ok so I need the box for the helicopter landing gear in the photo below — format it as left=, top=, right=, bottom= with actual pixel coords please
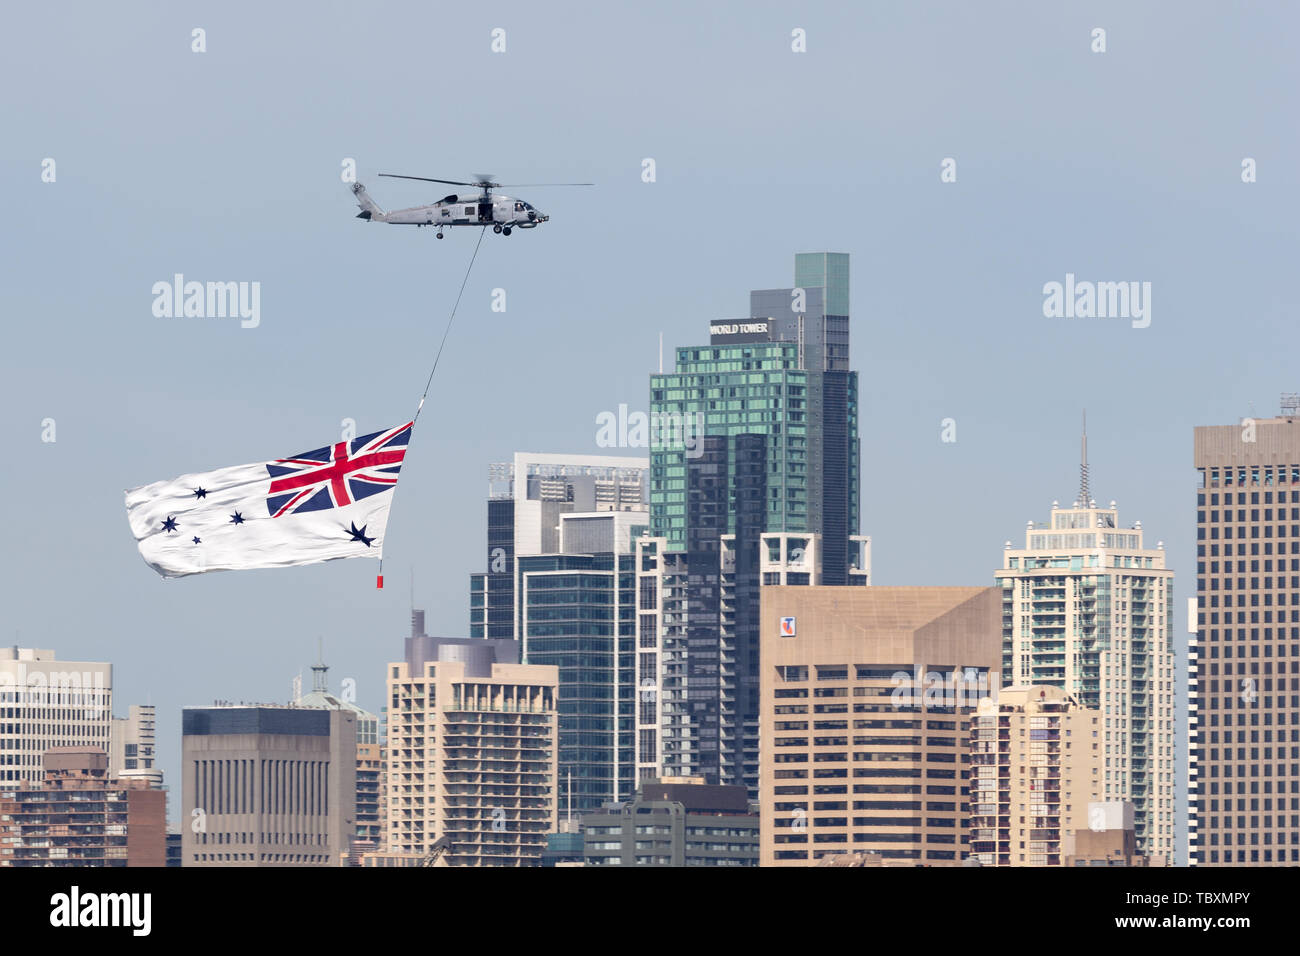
left=503, top=227, right=512, bottom=236
left=436, top=231, right=444, bottom=239
left=493, top=224, right=503, bottom=234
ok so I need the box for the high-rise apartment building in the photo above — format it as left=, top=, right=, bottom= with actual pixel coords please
left=386, top=631, right=558, bottom=866
left=0, top=648, right=112, bottom=785
left=758, top=585, right=1001, bottom=866
left=969, top=684, right=1102, bottom=866
left=1190, top=406, right=1300, bottom=865
left=641, top=253, right=863, bottom=797
left=0, top=747, right=166, bottom=867
left=181, top=706, right=357, bottom=867
left=995, top=436, right=1175, bottom=860
left=470, top=452, right=648, bottom=640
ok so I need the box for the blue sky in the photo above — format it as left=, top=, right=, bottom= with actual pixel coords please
left=3, top=3, right=1297, bottom=846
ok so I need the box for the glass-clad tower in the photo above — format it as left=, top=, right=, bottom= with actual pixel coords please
left=640, top=253, right=862, bottom=797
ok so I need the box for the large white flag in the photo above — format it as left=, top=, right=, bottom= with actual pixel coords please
left=125, top=421, right=412, bottom=578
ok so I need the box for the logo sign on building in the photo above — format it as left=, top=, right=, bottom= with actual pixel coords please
left=780, top=616, right=796, bottom=637
left=709, top=320, right=770, bottom=345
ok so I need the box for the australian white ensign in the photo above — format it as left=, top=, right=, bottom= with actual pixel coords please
left=124, top=422, right=412, bottom=578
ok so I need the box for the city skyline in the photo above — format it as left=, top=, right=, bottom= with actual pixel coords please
left=3, top=4, right=1297, bottom=872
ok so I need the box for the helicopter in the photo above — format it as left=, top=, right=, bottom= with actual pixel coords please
left=349, top=173, right=592, bottom=238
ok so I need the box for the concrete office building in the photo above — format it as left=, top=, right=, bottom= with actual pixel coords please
left=969, top=685, right=1102, bottom=866
left=1190, top=404, right=1300, bottom=865
left=181, top=706, right=357, bottom=867
left=386, top=630, right=558, bottom=866
left=0, top=648, right=112, bottom=785
left=996, top=434, right=1175, bottom=860
left=759, top=586, right=1002, bottom=866
left=0, top=747, right=165, bottom=867
left=109, top=704, right=162, bottom=788
left=582, top=777, right=758, bottom=866
left=640, top=253, right=864, bottom=799
left=470, top=452, right=648, bottom=641
left=293, top=656, right=385, bottom=864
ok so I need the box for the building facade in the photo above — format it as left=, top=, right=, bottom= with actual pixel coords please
left=0, top=648, right=112, bottom=785
left=969, top=684, right=1102, bottom=866
left=0, top=747, right=165, bottom=867
left=758, top=586, right=1001, bottom=866
left=995, top=448, right=1175, bottom=861
left=386, top=633, right=558, bottom=866
left=640, top=253, right=863, bottom=798
left=293, top=658, right=385, bottom=863
left=517, top=511, right=645, bottom=812
left=1190, top=409, right=1300, bottom=865
left=181, top=706, right=357, bottom=867
left=582, top=778, right=758, bottom=866
left=470, top=452, right=648, bottom=641
left=109, top=704, right=162, bottom=788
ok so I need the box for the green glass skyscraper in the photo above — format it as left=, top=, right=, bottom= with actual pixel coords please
left=639, top=253, right=862, bottom=795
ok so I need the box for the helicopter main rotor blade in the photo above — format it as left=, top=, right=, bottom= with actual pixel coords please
left=378, top=174, right=486, bottom=187
left=493, top=182, right=595, bottom=187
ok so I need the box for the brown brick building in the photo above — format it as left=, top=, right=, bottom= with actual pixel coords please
left=0, top=746, right=166, bottom=866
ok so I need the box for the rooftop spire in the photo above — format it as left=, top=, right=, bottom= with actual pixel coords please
left=1079, top=410, right=1091, bottom=507
left=310, top=636, right=328, bottom=693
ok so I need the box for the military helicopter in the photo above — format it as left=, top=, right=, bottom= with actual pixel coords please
left=349, top=173, right=592, bottom=238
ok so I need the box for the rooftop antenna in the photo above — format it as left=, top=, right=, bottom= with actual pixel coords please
left=658, top=331, right=663, bottom=374
left=1079, top=410, right=1091, bottom=509
left=310, top=636, right=328, bottom=693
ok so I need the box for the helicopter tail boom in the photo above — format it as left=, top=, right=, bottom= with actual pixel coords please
left=351, top=183, right=386, bottom=222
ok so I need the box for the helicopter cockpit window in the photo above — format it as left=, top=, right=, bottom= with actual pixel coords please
left=514, top=201, right=525, bottom=212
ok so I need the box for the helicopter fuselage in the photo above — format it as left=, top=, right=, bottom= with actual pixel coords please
left=381, top=193, right=546, bottom=229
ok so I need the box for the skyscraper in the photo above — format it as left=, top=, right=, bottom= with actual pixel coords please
left=181, top=705, right=357, bottom=867
left=640, top=253, right=862, bottom=797
left=469, top=455, right=649, bottom=814
left=995, top=430, right=1175, bottom=860
left=385, top=630, right=558, bottom=866
left=1190, top=405, right=1300, bottom=866
left=758, top=585, right=1001, bottom=866
left=0, top=648, right=112, bottom=785
left=517, top=510, right=646, bottom=812
left=470, top=452, right=648, bottom=641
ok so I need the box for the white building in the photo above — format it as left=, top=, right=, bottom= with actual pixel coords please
left=0, top=648, right=113, bottom=785
left=109, top=704, right=162, bottom=788
left=995, top=443, right=1175, bottom=861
